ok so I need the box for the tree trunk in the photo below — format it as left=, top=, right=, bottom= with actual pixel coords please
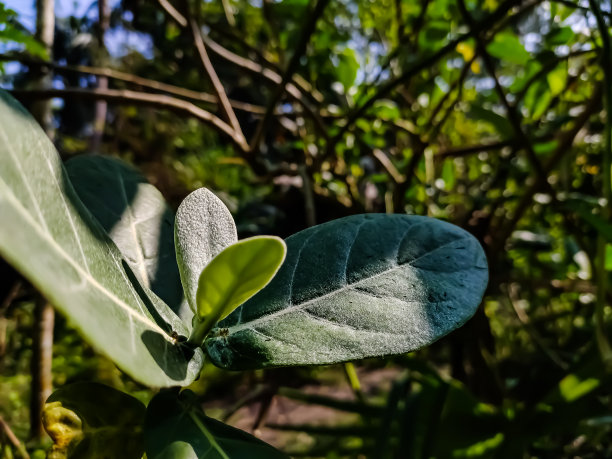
left=90, top=0, right=110, bottom=152
left=29, top=0, right=55, bottom=441
left=29, top=298, right=54, bottom=440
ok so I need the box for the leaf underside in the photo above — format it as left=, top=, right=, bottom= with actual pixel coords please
left=145, top=389, right=288, bottom=459
left=0, top=90, right=203, bottom=387
left=66, top=155, right=187, bottom=319
left=205, top=214, right=488, bottom=370
left=43, top=382, right=146, bottom=459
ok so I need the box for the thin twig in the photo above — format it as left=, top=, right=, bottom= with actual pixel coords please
left=488, top=83, right=603, bottom=252
left=435, top=140, right=516, bottom=160
left=373, top=149, right=405, bottom=184
left=0, top=416, right=29, bottom=459
left=588, top=0, right=612, bottom=367
left=0, top=53, right=267, bottom=114
left=200, top=35, right=329, bottom=139
left=458, top=0, right=551, bottom=189
left=504, top=284, right=568, bottom=369
left=250, top=0, right=331, bottom=153
left=0, top=281, right=22, bottom=317
left=11, top=88, right=250, bottom=152
left=298, top=164, right=317, bottom=227
left=157, top=0, right=187, bottom=26
left=552, top=0, right=612, bottom=18
left=203, top=21, right=325, bottom=103
left=515, top=49, right=597, bottom=103
left=187, top=14, right=246, bottom=146
left=154, top=3, right=329, bottom=141
left=330, top=0, right=526, bottom=148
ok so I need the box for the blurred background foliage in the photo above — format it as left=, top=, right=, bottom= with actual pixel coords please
left=1, top=0, right=612, bottom=457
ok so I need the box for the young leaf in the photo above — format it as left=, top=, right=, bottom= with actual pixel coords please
left=144, top=389, right=288, bottom=459
left=0, top=90, right=204, bottom=387
left=66, top=155, right=186, bottom=319
left=43, top=382, right=146, bottom=458
left=175, top=188, right=238, bottom=315
left=205, top=214, right=488, bottom=370
left=486, top=32, right=530, bottom=65
left=190, top=236, right=286, bottom=344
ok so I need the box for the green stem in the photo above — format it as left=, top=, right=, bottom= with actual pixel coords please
left=589, top=0, right=612, bottom=367
left=188, top=318, right=209, bottom=346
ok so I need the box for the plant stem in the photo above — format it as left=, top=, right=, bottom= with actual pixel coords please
left=589, top=0, right=612, bottom=367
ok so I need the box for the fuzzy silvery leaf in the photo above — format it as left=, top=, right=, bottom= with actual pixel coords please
left=0, top=90, right=203, bottom=387
left=66, top=155, right=186, bottom=319
left=174, top=188, right=237, bottom=316
left=205, top=214, right=488, bottom=369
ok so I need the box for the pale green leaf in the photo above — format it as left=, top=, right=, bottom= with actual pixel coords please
left=175, top=188, right=238, bottom=316
left=547, top=63, right=567, bottom=97
left=42, top=382, right=145, bottom=458
left=486, top=32, right=530, bottom=65
left=0, top=90, right=203, bottom=387
left=144, top=390, right=288, bottom=459
left=336, top=48, right=359, bottom=90
left=191, top=236, right=286, bottom=343
left=206, top=214, right=488, bottom=370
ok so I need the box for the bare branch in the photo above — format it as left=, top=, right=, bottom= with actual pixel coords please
left=0, top=53, right=266, bottom=114
left=11, top=88, right=250, bottom=152
left=157, top=0, right=187, bottom=27
left=331, top=0, right=526, bottom=146
left=373, top=149, right=405, bottom=184
left=488, top=83, right=603, bottom=253
left=435, top=140, right=516, bottom=160
left=250, top=0, right=331, bottom=153
left=187, top=15, right=246, bottom=146
left=457, top=0, right=551, bottom=189
left=0, top=416, right=29, bottom=459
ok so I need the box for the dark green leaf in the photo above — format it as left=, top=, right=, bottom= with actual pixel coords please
left=42, top=382, right=145, bottom=458
left=66, top=155, right=186, bottom=319
left=468, top=105, right=513, bottom=139
left=205, top=214, right=488, bottom=369
left=0, top=90, right=203, bottom=387
left=486, top=32, right=530, bottom=65
left=144, top=389, right=288, bottom=459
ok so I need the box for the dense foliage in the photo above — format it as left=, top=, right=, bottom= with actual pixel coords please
left=0, top=0, right=612, bottom=457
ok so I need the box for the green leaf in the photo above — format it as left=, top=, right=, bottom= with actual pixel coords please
left=336, top=48, right=359, bottom=90
left=547, top=63, right=567, bottom=97
left=0, top=90, right=203, bottom=387
left=524, top=79, right=552, bottom=120
left=565, top=200, right=612, bottom=242
left=468, top=105, right=513, bottom=139
left=175, top=188, right=238, bottom=316
left=191, top=236, right=286, bottom=344
left=66, top=155, right=186, bottom=319
left=144, top=389, right=289, bottom=459
left=372, top=99, right=400, bottom=121
left=205, top=214, right=488, bottom=370
left=486, top=32, right=530, bottom=65
left=42, top=382, right=146, bottom=458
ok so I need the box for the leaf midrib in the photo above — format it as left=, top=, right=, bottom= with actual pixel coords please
left=188, top=410, right=230, bottom=459
left=0, top=176, right=171, bottom=339
left=223, top=236, right=472, bottom=335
